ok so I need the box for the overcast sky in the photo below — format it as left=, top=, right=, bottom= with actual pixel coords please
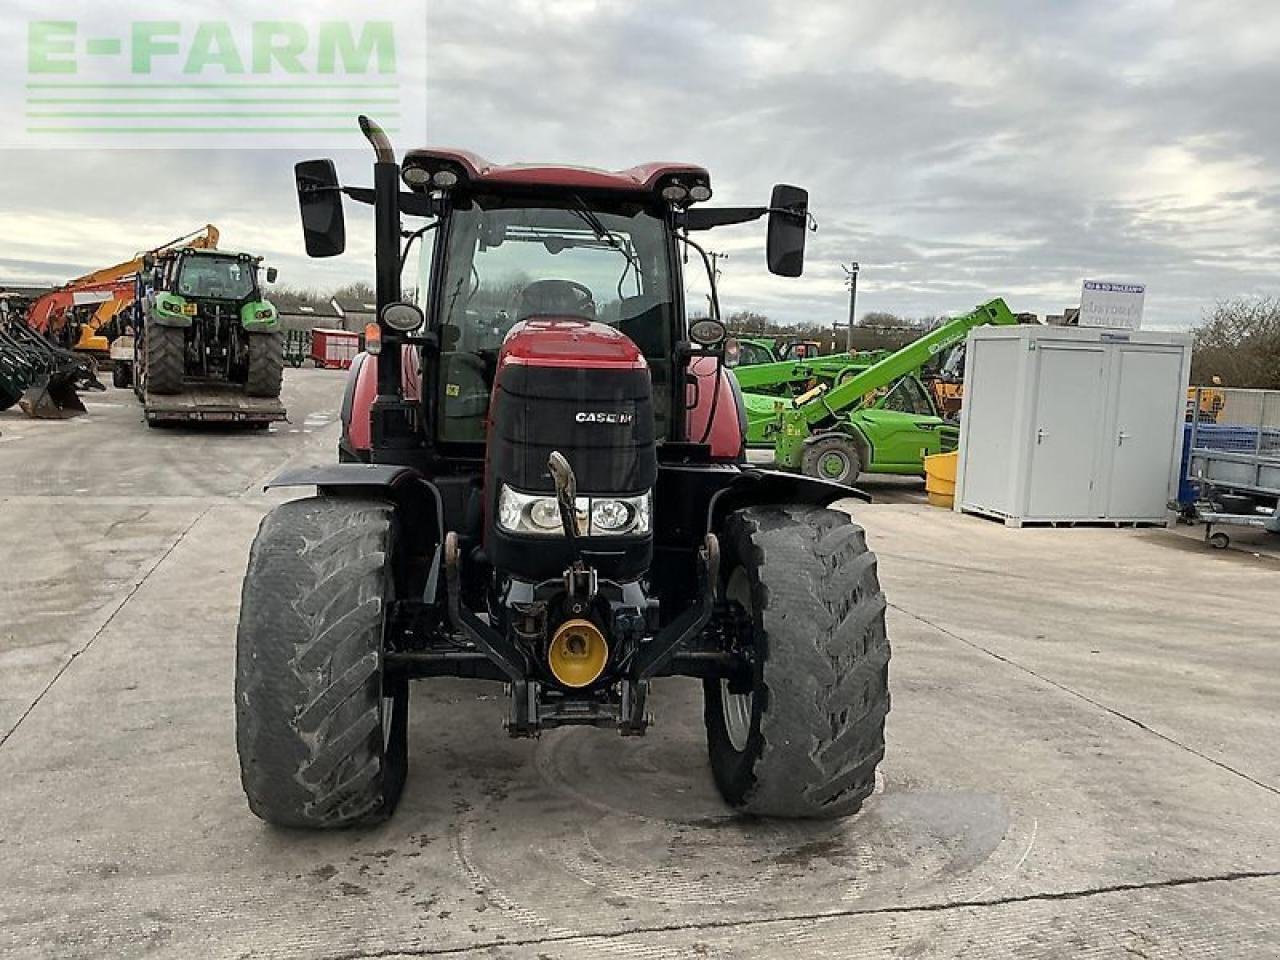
left=3, top=0, right=1280, bottom=330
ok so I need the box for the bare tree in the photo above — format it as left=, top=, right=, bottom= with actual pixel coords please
left=1192, top=297, right=1280, bottom=388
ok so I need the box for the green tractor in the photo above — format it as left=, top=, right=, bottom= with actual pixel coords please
left=117, top=248, right=287, bottom=425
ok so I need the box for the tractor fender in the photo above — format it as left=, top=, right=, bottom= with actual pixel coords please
left=239, top=300, right=280, bottom=332
left=150, top=293, right=194, bottom=328
left=705, top=466, right=870, bottom=536
left=686, top=357, right=747, bottom=461
left=266, top=464, right=444, bottom=596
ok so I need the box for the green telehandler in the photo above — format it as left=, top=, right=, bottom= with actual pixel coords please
left=732, top=348, right=893, bottom=444
left=753, top=298, right=1018, bottom=484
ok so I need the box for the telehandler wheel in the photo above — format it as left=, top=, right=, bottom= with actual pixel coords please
left=801, top=434, right=862, bottom=485
left=145, top=324, right=185, bottom=395
left=245, top=332, right=284, bottom=398
left=703, top=505, right=890, bottom=819
left=111, top=362, right=133, bottom=389
left=236, top=496, right=408, bottom=828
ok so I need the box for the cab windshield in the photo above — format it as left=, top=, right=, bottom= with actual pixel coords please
left=176, top=255, right=256, bottom=301
left=436, top=195, right=677, bottom=442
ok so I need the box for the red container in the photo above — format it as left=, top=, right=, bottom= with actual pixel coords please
left=310, top=328, right=361, bottom=370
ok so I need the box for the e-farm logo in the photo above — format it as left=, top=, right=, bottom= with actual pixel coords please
left=4, top=1, right=426, bottom=148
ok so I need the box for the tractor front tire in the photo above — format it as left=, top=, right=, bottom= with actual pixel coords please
left=704, top=505, right=890, bottom=819
left=236, top=496, right=408, bottom=828
left=245, top=332, right=284, bottom=398
left=145, top=325, right=185, bottom=395
left=801, top=434, right=863, bottom=485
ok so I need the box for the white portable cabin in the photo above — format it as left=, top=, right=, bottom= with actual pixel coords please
left=955, top=325, right=1191, bottom=526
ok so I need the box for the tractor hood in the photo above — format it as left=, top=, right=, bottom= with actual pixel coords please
left=486, top=316, right=656, bottom=582
left=498, top=317, right=649, bottom=372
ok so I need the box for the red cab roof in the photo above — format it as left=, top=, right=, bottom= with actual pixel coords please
left=403, top=147, right=709, bottom=194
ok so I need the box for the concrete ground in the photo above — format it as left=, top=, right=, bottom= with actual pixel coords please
left=1, top=367, right=1278, bottom=959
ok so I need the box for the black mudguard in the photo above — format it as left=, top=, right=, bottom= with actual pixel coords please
left=706, top=466, right=870, bottom=534
left=266, top=464, right=444, bottom=567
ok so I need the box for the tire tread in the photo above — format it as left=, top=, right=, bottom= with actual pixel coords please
left=235, top=497, right=405, bottom=828
left=709, top=504, right=891, bottom=819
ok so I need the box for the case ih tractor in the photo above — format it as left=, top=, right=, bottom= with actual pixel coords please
left=235, top=117, right=890, bottom=827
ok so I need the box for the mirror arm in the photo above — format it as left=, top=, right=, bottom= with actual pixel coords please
left=682, top=204, right=816, bottom=232
left=340, top=185, right=440, bottom=220
left=682, top=206, right=768, bottom=231
left=676, top=234, right=722, bottom=326
left=341, top=185, right=375, bottom=205
left=399, top=221, right=440, bottom=272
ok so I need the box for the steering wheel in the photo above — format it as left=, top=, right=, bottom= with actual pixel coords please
left=516, top=279, right=596, bottom=320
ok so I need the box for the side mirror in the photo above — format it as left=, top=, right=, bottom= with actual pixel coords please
left=766, top=184, right=808, bottom=278
left=141, top=254, right=155, bottom=273
left=295, top=159, right=346, bottom=258
left=265, top=267, right=278, bottom=284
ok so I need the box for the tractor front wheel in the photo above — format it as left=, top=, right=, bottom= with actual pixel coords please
left=245, top=332, right=284, bottom=398
left=801, top=434, right=863, bottom=485
left=703, top=505, right=890, bottom=819
left=235, top=496, right=408, bottom=828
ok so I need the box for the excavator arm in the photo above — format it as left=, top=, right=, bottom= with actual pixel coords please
left=25, top=225, right=219, bottom=339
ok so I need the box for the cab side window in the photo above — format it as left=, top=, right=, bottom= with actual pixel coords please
left=881, top=378, right=935, bottom=416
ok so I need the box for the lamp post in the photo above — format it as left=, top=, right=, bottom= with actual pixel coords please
left=842, top=262, right=860, bottom=353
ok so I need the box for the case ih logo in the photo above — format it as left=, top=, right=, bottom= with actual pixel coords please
left=575, top=411, right=633, bottom=425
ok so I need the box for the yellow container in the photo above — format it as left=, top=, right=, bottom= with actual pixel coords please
left=923, top=451, right=958, bottom=508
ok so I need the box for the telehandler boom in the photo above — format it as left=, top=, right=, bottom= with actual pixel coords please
left=764, top=298, right=1018, bottom=482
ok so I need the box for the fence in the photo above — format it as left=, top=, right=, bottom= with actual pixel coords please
left=1187, top=387, right=1280, bottom=500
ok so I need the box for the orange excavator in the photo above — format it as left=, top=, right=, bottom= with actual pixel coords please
left=26, top=225, right=220, bottom=356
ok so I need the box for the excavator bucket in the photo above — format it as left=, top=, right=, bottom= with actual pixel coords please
left=18, top=373, right=88, bottom=419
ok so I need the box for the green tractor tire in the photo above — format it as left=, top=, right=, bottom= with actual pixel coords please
left=145, top=325, right=185, bottom=395
left=246, top=332, right=284, bottom=398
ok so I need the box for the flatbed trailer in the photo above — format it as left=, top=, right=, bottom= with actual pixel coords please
left=143, top=381, right=286, bottom=425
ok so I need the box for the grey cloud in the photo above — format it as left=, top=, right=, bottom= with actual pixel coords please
left=3, top=0, right=1279, bottom=330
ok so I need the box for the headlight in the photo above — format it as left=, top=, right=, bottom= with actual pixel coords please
left=528, top=498, right=562, bottom=531
left=497, top=486, right=651, bottom=537
left=590, top=499, right=631, bottom=532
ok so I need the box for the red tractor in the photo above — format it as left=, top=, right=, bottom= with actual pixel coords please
left=235, top=117, right=890, bottom=827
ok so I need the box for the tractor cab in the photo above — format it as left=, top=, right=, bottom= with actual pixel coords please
left=167, top=250, right=261, bottom=303
left=430, top=192, right=681, bottom=445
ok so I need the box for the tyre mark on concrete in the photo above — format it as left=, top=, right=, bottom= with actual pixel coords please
left=888, top=602, right=1280, bottom=798
left=0, top=504, right=211, bottom=751
left=317, top=870, right=1280, bottom=959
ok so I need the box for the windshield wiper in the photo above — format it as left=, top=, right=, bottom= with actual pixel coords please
left=568, top=196, right=640, bottom=277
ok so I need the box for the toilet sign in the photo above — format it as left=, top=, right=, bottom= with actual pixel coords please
left=1079, top=280, right=1145, bottom=330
